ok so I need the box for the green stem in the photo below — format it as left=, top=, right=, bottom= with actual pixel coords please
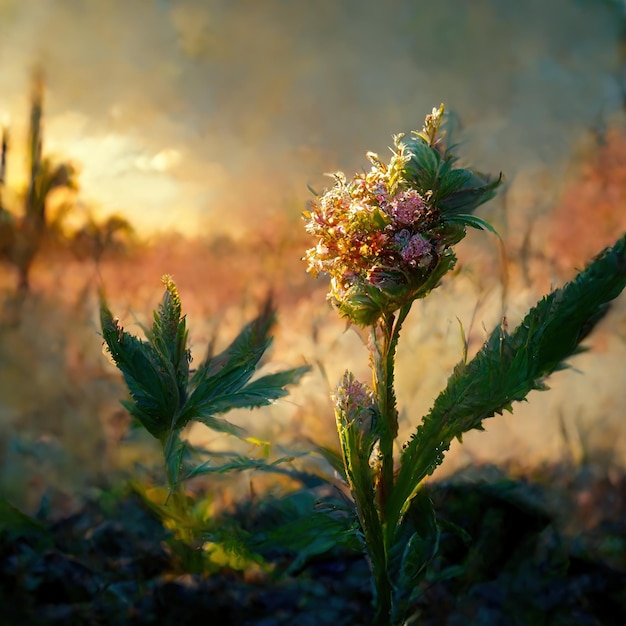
left=163, top=427, right=185, bottom=500
left=163, top=430, right=194, bottom=543
left=372, top=575, right=393, bottom=626
left=368, top=302, right=412, bottom=625
left=372, top=315, right=394, bottom=522
left=372, top=304, right=411, bottom=520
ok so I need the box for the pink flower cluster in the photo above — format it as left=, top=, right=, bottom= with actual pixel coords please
left=394, top=230, right=431, bottom=266
left=303, top=156, right=439, bottom=307
left=383, top=189, right=428, bottom=226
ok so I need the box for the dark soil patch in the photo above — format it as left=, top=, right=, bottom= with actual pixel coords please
left=1, top=465, right=625, bottom=625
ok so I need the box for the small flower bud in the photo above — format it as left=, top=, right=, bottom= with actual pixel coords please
left=333, top=371, right=377, bottom=435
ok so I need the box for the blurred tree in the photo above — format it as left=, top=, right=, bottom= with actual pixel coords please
left=71, top=213, right=135, bottom=264
left=0, top=71, right=79, bottom=292
left=0, top=121, right=13, bottom=256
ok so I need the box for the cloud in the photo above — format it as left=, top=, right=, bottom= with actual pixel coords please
left=0, top=0, right=623, bottom=237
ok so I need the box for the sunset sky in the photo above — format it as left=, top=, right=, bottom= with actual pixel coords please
left=0, top=0, right=623, bottom=238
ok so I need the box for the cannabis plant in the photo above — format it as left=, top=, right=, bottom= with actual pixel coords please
left=100, top=275, right=309, bottom=514
left=304, top=105, right=626, bottom=625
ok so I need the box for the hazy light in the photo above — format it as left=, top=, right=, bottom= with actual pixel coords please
left=0, top=0, right=622, bottom=241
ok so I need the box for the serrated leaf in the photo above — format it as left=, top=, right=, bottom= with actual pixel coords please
left=193, top=413, right=247, bottom=438
left=192, top=365, right=311, bottom=415
left=189, top=297, right=275, bottom=391
left=101, top=302, right=181, bottom=440
left=387, top=233, right=626, bottom=535
left=150, top=275, right=191, bottom=396
left=183, top=300, right=310, bottom=425
left=184, top=455, right=295, bottom=479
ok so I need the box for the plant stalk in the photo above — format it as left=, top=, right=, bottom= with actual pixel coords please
left=369, top=302, right=412, bottom=625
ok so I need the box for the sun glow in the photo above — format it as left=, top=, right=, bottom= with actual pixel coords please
left=40, top=113, right=208, bottom=237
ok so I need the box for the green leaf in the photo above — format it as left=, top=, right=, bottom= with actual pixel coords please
left=314, top=443, right=348, bottom=481
left=387, top=233, right=626, bottom=535
left=250, top=490, right=361, bottom=574
left=438, top=172, right=503, bottom=216
left=401, top=138, right=442, bottom=195
left=188, top=297, right=275, bottom=392
left=192, top=414, right=247, bottom=437
left=389, top=488, right=440, bottom=623
left=150, top=275, right=191, bottom=397
left=101, top=302, right=181, bottom=440
left=336, top=249, right=458, bottom=327
left=259, top=512, right=360, bottom=575
left=399, top=132, right=501, bottom=220
left=191, top=365, right=311, bottom=416
left=445, top=213, right=499, bottom=234
left=103, top=289, right=310, bottom=450
left=202, top=523, right=267, bottom=572
left=103, top=284, right=311, bottom=502
left=183, top=298, right=310, bottom=425
left=0, top=497, right=54, bottom=551
left=184, top=455, right=295, bottom=479
left=437, top=167, right=473, bottom=199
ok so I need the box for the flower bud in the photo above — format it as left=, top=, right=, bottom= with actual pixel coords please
left=333, top=371, right=378, bottom=436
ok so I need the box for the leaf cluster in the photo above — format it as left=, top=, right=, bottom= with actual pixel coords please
left=101, top=277, right=310, bottom=491
left=397, top=109, right=502, bottom=242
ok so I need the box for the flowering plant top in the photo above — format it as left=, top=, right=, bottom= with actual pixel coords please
left=304, top=105, right=501, bottom=325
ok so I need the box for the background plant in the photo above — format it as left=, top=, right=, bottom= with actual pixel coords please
left=0, top=70, right=78, bottom=293
left=304, top=106, right=626, bottom=625
left=100, top=275, right=310, bottom=540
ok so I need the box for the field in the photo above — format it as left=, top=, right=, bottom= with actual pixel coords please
left=0, top=123, right=626, bottom=623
